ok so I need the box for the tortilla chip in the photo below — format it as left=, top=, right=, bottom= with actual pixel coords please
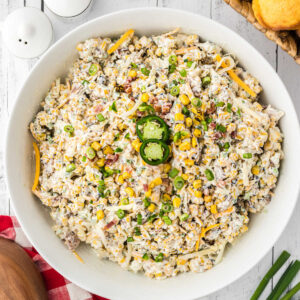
left=252, top=0, right=269, bottom=29
left=258, top=0, right=300, bottom=31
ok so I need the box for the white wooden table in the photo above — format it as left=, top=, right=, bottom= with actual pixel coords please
left=0, top=1, right=299, bottom=299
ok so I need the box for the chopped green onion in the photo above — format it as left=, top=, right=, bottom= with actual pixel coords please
left=182, top=106, right=190, bottom=116
left=179, top=69, right=187, bottom=77
left=142, top=253, right=149, bottom=260
left=147, top=214, right=157, bottom=223
left=168, top=168, right=179, bottom=178
left=116, top=209, right=125, bottom=219
left=202, top=76, right=211, bottom=87
left=201, top=120, right=208, bottom=131
left=114, top=133, right=120, bottom=141
left=266, top=260, right=300, bottom=300
left=115, top=147, right=123, bottom=153
left=280, top=282, right=300, bottom=300
left=206, top=117, right=212, bottom=124
left=89, top=64, right=99, bottom=76
left=227, top=103, right=232, bottom=112
left=141, top=67, right=150, bottom=76
left=173, top=132, right=182, bottom=143
left=96, top=113, right=105, bottom=122
left=237, top=108, right=241, bottom=117
left=216, top=101, right=225, bottom=107
left=243, top=153, right=252, bottom=159
left=170, top=86, right=180, bottom=96
left=180, top=213, right=189, bottom=221
left=216, top=124, right=227, bottom=133
left=168, top=64, right=176, bottom=74
left=134, top=227, right=141, bottom=236
left=161, top=202, right=173, bottom=213
left=169, top=55, right=177, bottom=64
left=143, top=197, right=150, bottom=208
left=125, top=133, right=130, bottom=139
left=191, top=97, right=202, bottom=107
left=178, top=78, right=185, bottom=84
left=82, top=80, right=89, bottom=85
left=127, top=237, right=134, bottom=242
left=66, top=163, right=76, bottom=172
left=120, top=198, right=129, bottom=205
left=155, top=253, right=164, bottom=262
left=162, top=215, right=172, bottom=225
left=86, top=147, right=96, bottom=159
left=81, top=156, right=87, bottom=162
left=138, top=103, right=155, bottom=112
left=109, top=101, right=117, bottom=112
left=64, top=125, right=74, bottom=135
left=186, top=61, right=193, bottom=68
left=159, top=209, right=164, bottom=217
left=250, top=250, right=290, bottom=300
left=131, top=62, right=138, bottom=69
left=174, top=176, right=185, bottom=190
left=224, top=142, right=230, bottom=150
left=137, top=213, right=142, bottom=225
left=205, top=169, right=214, bottom=181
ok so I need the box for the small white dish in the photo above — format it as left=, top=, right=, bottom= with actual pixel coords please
left=4, top=8, right=300, bottom=300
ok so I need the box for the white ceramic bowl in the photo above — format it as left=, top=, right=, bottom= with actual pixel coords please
left=5, top=8, right=300, bottom=300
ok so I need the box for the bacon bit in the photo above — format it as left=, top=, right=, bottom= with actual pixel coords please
left=124, top=83, right=132, bottom=94
left=162, top=178, right=172, bottom=194
left=230, top=130, right=237, bottom=139
left=94, top=104, right=103, bottom=113
left=103, top=220, right=117, bottom=230
left=136, top=110, right=144, bottom=117
left=210, top=122, right=216, bottom=130
left=213, top=132, right=223, bottom=140
left=106, top=154, right=119, bottom=165
left=206, top=102, right=216, bottom=114
left=143, top=184, right=149, bottom=191
left=161, top=102, right=172, bottom=115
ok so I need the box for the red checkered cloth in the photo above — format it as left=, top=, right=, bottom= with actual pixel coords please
left=0, top=216, right=108, bottom=300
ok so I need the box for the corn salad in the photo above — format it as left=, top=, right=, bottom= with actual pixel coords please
left=30, top=29, right=284, bottom=279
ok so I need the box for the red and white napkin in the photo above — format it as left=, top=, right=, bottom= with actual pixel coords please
left=0, top=216, right=108, bottom=300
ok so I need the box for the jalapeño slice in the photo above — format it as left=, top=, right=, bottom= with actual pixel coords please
left=140, top=139, right=170, bottom=166
left=136, top=115, right=169, bottom=142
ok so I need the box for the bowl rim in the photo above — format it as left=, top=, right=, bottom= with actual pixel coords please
left=4, top=7, right=300, bottom=299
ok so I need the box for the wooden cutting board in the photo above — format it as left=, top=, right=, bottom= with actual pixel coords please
left=0, top=237, right=47, bottom=300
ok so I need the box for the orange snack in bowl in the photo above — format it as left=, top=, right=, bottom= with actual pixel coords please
left=254, top=0, right=300, bottom=31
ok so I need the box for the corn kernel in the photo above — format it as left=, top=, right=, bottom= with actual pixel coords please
left=211, top=204, right=218, bottom=214
left=179, top=141, right=191, bottom=151
left=184, top=159, right=194, bottom=167
left=192, top=137, right=197, bottom=148
left=103, top=145, right=113, bottom=155
left=185, top=117, right=192, bottom=127
left=204, top=195, right=212, bottom=202
left=193, top=180, right=202, bottom=189
left=91, top=141, right=101, bottom=151
left=141, top=93, right=149, bottom=102
left=179, top=94, right=190, bottom=106
left=164, top=163, right=171, bottom=173
left=149, top=177, right=163, bottom=189
left=251, top=165, right=260, bottom=176
left=174, top=124, right=185, bottom=131
left=118, top=175, right=124, bottom=184
left=132, top=139, right=142, bottom=152
left=193, top=119, right=200, bottom=126
left=175, top=113, right=185, bottom=121
left=122, top=172, right=131, bottom=179
left=145, top=189, right=152, bottom=197
left=177, top=259, right=187, bottom=265
left=193, top=129, right=202, bottom=137
left=163, top=194, right=171, bottom=201
left=96, top=158, right=105, bottom=167
left=148, top=203, right=156, bottom=213
left=240, top=225, right=248, bottom=233
left=128, top=69, right=137, bottom=77
left=173, top=197, right=181, bottom=208
left=194, top=190, right=202, bottom=198
left=96, top=210, right=104, bottom=220
left=125, top=187, right=136, bottom=197
left=182, top=174, right=189, bottom=180
left=117, top=123, right=128, bottom=131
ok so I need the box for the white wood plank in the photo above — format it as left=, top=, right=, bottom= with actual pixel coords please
left=158, top=0, right=211, bottom=18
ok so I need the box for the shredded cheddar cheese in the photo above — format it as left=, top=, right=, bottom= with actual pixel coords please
left=32, top=142, right=40, bottom=191
left=215, top=54, right=257, bottom=97
left=72, top=250, right=84, bottom=263
left=107, top=29, right=134, bottom=54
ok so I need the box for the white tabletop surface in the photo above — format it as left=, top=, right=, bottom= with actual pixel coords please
left=0, top=1, right=299, bottom=299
